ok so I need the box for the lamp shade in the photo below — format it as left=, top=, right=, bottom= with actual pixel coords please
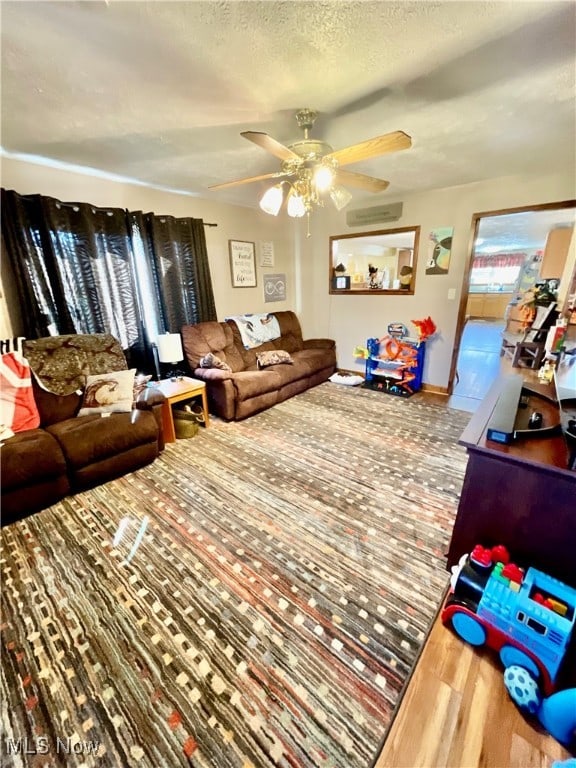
left=287, top=191, right=306, bottom=218
left=157, top=333, right=184, bottom=364
left=329, top=185, right=353, bottom=211
left=259, top=184, right=284, bottom=216
left=313, top=164, right=335, bottom=192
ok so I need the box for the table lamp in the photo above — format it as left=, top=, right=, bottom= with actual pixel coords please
left=157, top=332, right=184, bottom=381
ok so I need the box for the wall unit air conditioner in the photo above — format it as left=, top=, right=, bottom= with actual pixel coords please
left=346, top=202, right=403, bottom=227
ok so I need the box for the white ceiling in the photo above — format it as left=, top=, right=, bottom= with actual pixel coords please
left=475, top=207, right=576, bottom=253
left=1, top=0, right=575, bottom=222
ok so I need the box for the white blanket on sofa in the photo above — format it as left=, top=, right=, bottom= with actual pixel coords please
left=226, top=313, right=281, bottom=349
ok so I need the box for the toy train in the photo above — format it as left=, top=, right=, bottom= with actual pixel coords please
left=441, top=544, right=576, bottom=695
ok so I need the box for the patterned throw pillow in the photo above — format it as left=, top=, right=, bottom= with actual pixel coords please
left=199, top=352, right=232, bottom=372
left=0, top=352, right=41, bottom=433
left=256, top=350, right=293, bottom=369
left=77, top=369, right=136, bottom=417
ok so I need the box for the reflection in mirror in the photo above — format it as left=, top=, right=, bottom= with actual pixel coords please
left=329, top=226, right=420, bottom=294
left=450, top=200, right=576, bottom=406
left=466, top=205, right=576, bottom=325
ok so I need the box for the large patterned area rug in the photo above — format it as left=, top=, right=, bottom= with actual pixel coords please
left=1, top=383, right=470, bottom=768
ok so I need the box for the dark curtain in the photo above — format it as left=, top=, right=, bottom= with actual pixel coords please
left=130, top=212, right=216, bottom=332
left=2, top=189, right=147, bottom=366
left=1, top=189, right=216, bottom=372
left=1, top=189, right=76, bottom=338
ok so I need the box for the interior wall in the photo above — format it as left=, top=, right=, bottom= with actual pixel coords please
left=0, top=155, right=296, bottom=339
left=2, top=157, right=574, bottom=392
left=300, top=172, right=575, bottom=391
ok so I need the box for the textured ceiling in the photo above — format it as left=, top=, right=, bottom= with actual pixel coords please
left=1, top=0, right=575, bottom=218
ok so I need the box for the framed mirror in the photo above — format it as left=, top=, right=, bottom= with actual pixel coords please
left=329, top=226, right=420, bottom=295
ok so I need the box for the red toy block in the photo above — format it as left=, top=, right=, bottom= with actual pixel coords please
left=502, top=563, right=524, bottom=583
left=491, top=544, right=510, bottom=564
left=471, top=545, right=492, bottom=567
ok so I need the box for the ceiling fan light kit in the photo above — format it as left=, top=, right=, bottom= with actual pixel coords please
left=286, top=187, right=307, bottom=218
left=259, top=184, right=284, bottom=216
left=210, top=109, right=412, bottom=224
left=329, top=185, right=354, bottom=212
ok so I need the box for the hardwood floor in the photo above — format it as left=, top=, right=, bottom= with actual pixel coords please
left=374, top=612, right=573, bottom=768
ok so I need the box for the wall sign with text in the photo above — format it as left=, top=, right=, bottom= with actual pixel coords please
left=260, top=241, right=275, bottom=267
left=229, top=240, right=257, bottom=287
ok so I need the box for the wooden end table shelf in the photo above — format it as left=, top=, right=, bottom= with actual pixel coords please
left=154, top=377, right=210, bottom=443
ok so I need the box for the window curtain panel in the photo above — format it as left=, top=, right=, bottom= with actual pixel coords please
left=1, top=189, right=144, bottom=359
left=131, top=212, right=216, bottom=333
left=1, top=189, right=76, bottom=339
left=1, top=190, right=216, bottom=372
left=472, top=253, right=527, bottom=270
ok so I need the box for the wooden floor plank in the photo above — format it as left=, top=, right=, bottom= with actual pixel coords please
left=375, top=615, right=573, bottom=768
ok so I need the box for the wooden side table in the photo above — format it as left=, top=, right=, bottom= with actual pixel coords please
left=154, top=377, right=210, bottom=443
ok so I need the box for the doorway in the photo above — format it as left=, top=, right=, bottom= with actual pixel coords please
left=448, top=200, right=576, bottom=411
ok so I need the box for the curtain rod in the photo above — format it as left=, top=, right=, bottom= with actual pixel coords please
left=14, top=193, right=219, bottom=226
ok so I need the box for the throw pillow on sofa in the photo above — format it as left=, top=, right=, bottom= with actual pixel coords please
left=78, top=369, right=136, bottom=416
left=0, top=351, right=41, bottom=433
left=256, top=350, right=293, bottom=368
left=199, top=352, right=232, bottom=371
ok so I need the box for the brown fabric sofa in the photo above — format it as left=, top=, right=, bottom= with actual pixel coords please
left=1, top=334, right=165, bottom=526
left=181, top=311, right=336, bottom=420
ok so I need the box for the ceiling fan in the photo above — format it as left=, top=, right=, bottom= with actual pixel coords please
left=209, top=109, right=412, bottom=219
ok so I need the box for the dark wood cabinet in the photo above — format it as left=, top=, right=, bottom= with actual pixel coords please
left=447, top=375, right=576, bottom=587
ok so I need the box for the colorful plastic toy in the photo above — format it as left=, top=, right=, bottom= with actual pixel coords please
left=504, top=664, right=576, bottom=748
left=364, top=335, right=425, bottom=397
left=442, top=544, right=576, bottom=695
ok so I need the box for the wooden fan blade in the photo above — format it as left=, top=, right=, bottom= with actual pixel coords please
left=208, top=172, right=287, bottom=191
left=335, top=170, right=390, bottom=193
left=327, top=130, right=411, bottom=166
left=241, top=131, right=301, bottom=161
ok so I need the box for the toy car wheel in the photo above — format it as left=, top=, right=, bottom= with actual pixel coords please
left=503, top=665, right=541, bottom=715
left=500, top=645, right=540, bottom=679
left=451, top=612, right=486, bottom=646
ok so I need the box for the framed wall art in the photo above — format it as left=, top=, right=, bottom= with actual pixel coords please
left=263, top=273, right=286, bottom=303
left=426, top=227, right=454, bottom=275
left=260, top=241, right=275, bottom=267
left=229, top=240, right=257, bottom=287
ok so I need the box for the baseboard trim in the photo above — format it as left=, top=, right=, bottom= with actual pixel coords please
left=421, top=383, right=449, bottom=395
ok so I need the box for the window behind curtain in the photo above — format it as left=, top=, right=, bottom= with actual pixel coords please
left=40, top=199, right=141, bottom=351
left=2, top=189, right=216, bottom=370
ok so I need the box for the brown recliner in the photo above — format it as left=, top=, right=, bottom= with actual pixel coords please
left=1, top=334, right=165, bottom=526
left=181, top=311, right=336, bottom=420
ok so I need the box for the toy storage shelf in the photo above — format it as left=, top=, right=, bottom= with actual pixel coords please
left=363, top=337, right=425, bottom=397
